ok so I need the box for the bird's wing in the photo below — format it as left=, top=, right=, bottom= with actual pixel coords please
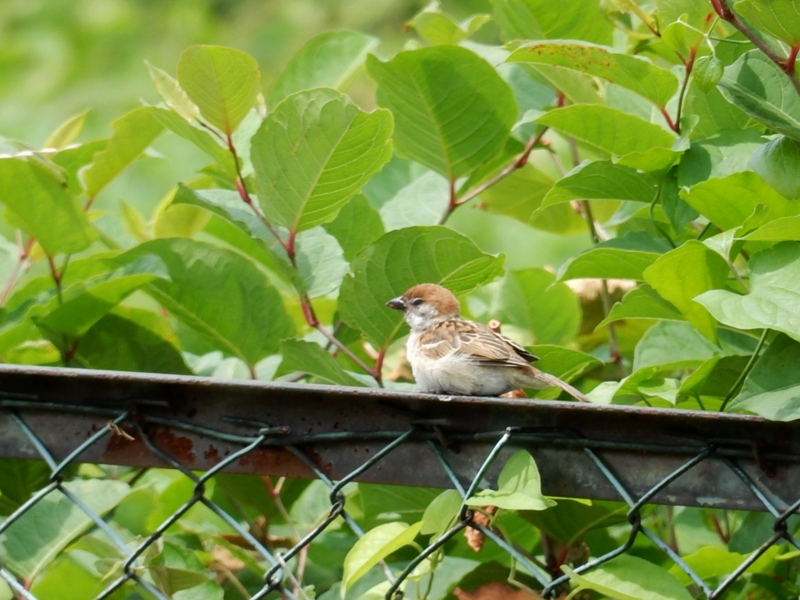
left=417, top=318, right=538, bottom=368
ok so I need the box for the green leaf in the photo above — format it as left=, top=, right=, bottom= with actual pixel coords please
left=718, top=50, right=800, bottom=142
left=682, top=171, right=796, bottom=231
left=661, top=20, right=705, bottom=58
left=0, top=479, right=130, bottom=580
left=526, top=345, right=602, bottom=382
left=358, top=484, right=442, bottom=528
left=677, top=129, right=765, bottom=188
left=684, top=84, right=755, bottom=140
left=472, top=268, right=580, bottom=345
left=698, top=243, right=800, bottom=344
left=170, top=186, right=300, bottom=288
left=656, top=0, right=716, bottom=28
left=466, top=450, right=555, bottom=511
left=367, top=46, right=517, bottom=179
left=120, top=238, right=294, bottom=367
left=420, top=490, right=462, bottom=536
left=295, top=227, right=348, bottom=298
left=559, top=232, right=671, bottom=281
left=521, top=499, right=626, bottom=547
left=81, top=107, right=164, bottom=198
left=733, top=0, right=800, bottom=46
left=669, top=545, right=778, bottom=585
left=0, top=458, right=50, bottom=516
left=750, top=135, right=800, bottom=199
left=147, top=61, right=200, bottom=122
left=679, top=355, right=750, bottom=400
left=177, top=45, right=260, bottom=135
left=269, top=31, right=378, bottom=107
left=491, top=0, right=613, bottom=44
left=378, top=170, right=450, bottom=230
left=150, top=108, right=237, bottom=179
left=643, top=242, right=729, bottom=341
left=29, top=553, right=104, bottom=600
left=539, top=161, right=658, bottom=211
left=251, top=88, right=393, bottom=233
left=728, top=334, right=800, bottom=420
left=36, top=256, right=169, bottom=341
left=0, top=158, right=97, bottom=255
left=276, top=340, right=362, bottom=386
left=323, top=195, right=385, bottom=262
left=339, top=226, right=504, bottom=349
left=478, top=163, right=555, bottom=222
left=76, top=311, right=191, bottom=374
left=563, top=555, right=693, bottom=600
left=599, top=284, right=685, bottom=327
left=408, top=4, right=490, bottom=45
left=44, top=110, right=89, bottom=150
left=536, top=105, right=676, bottom=158
left=507, top=43, right=678, bottom=108
left=692, top=55, right=724, bottom=93
left=743, top=215, right=800, bottom=240
left=633, top=321, right=723, bottom=371
left=342, top=522, right=422, bottom=592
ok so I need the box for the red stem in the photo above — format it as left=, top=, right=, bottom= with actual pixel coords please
left=660, top=107, right=678, bottom=133
left=786, top=45, right=799, bottom=75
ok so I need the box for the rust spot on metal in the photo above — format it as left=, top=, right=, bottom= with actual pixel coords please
left=204, top=445, right=220, bottom=462
left=152, top=429, right=196, bottom=462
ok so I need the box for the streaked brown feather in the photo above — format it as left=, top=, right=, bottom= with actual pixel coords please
left=417, top=318, right=539, bottom=368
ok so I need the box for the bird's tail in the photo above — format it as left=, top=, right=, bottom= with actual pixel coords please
left=534, top=371, right=591, bottom=403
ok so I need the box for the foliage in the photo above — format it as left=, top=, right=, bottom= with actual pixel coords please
left=2, top=0, right=800, bottom=598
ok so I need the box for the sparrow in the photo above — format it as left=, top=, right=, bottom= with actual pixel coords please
left=386, top=283, right=590, bottom=402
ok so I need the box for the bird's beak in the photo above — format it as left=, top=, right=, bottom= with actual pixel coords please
left=386, top=296, right=406, bottom=310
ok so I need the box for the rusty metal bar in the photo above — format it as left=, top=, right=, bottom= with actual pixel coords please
left=0, top=363, right=799, bottom=511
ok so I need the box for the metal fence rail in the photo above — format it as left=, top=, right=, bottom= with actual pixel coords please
left=0, top=364, right=799, bottom=599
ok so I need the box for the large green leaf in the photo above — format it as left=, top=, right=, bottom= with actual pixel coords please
left=539, top=161, right=658, bottom=211
left=558, top=232, right=671, bottom=281
left=728, top=334, right=800, bottom=420
left=472, top=268, right=581, bottom=345
left=323, top=194, right=385, bottom=262
left=0, top=458, right=50, bottom=516
left=718, top=50, right=800, bottom=142
left=750, top=135, right=800, bottom=199
left=81, top=107, right=164, bottom=198
left=269, top=31, right=378, bottom=107
left=507, top=43, right=678, bottom=108
left=36, top=255, right=169, bottom=342
left=251, top=88, right=393, bottom=233
left=76, top=310, right=191, bottom=374
left=0, top=158, right=97, bottom=255
left=378, top=170, right=450, bottom=231
left=682, top=171, right=797, bottom=230
left=408, top=5, right=490, bottom=45
left=563, top=555, right=693, bottom=600
left=0, top=479, right=130, bottom=580
left=338, top=226, right=505, bottom=349
left=536, top=105, right=676, bottom=158
left=120, top=238, right=294, bottom=367
left=491, top=0, right=613, bottom=44
left=683, top=84, right=755, bottom=140
left=366, top=46, right=517, bottom=179
left=696, top=242, right=800, bottom=343
left=599, top=284, right=685, bottom=327
left=733, top=0, right=800, bottom=46
left=177, top=45, right=260, bottom=135
left=643, top=241, right=729, bottom=341
left=677, top=129, right=765, bottom=187
left=294, top=227, right=349, bottom=298
left=342, top=522, right=422, bottom=593
left=276, top=339, right=362, bottom=387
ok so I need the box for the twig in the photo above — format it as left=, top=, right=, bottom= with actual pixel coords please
left=674, top=47, right=697, bottom=133
left=0, top=237, right=35, bottom=307
left=710, top=0, right=800, bottom=95
left=46, top=255, right=63, bottom=305
left=719, top=328, right=768, bottom=412
left=437, top=126, right=550, bottom=224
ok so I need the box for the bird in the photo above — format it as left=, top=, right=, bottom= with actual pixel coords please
left=386, top=283, right=590, bottom=402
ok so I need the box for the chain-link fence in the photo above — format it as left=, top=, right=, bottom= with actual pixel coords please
left=0, top=364, right=799, bottom=600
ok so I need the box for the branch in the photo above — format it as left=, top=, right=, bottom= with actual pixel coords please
left=720, top=328, right=768, bottom=411
left=437, top=126, right=550, bottom=224
left=711, top=0, right=800, bottom=95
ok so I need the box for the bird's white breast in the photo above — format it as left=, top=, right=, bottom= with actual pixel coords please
left=406, top=332, right=516, bottom=396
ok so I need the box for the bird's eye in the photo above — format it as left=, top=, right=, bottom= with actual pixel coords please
left=411, top=298, right=423, bottom=307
